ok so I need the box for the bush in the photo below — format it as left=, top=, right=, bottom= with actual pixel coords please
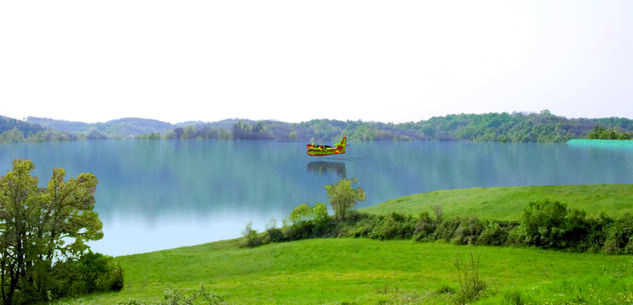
left=454, top=243, right=486, bottom=304
left=119, top=283, right=222, bottom=305
left=369, top=213, right=416, bottom=240
left=263, top=227, right=286, bottom=244
left=452, top=217, right=484, bottom=245
left=434, top=217, right=463, bottom=242
left=413, top=211, right=435, bottom=241
left=50, top=251, right=124, bottom=299
left=240, top=222, right=263, bottom=248
left=477, top=221, right=510, bottom=246
left=603, top=214, right=633, bottom=254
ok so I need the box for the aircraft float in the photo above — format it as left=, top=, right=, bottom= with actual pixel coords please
left=306, top=137, right=348, bottom=156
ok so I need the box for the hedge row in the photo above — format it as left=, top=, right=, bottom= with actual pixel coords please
left=243, top=200, right=633, bottom=254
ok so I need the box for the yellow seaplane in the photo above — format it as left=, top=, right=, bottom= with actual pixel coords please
left=306, top=137, right=348, bottom=156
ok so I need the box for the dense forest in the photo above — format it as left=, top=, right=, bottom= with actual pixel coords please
left=2, top=111, right=633, bottom=144
left=140, top=110, right=633, bottom=143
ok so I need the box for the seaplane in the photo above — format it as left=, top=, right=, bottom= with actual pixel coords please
left=306, top=137, right=349, bottom=156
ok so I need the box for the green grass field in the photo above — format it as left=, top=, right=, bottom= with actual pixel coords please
left=360, top=184, right=633, bottom=220
left=59, top=184, right=633, bottom=304
left=60, top=239, right=632, bottom=305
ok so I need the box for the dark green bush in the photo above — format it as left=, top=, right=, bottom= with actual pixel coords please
left=520, top=200, right=586, bottom=249
left=603, top=213, right=633, bottom=254
left=241, top=222, right=263, bottom=248
left=264, top=227, right=285, bottom=243
left=414, top=211, right=435, bottom=241
left=452, top=217, right=485, bottom=245
left=50, top=251, right=124, bottom=298
left=369, top=213, right=416, bottom=240
left=434, top=217, right=463, bottom=241
left=344, top=217, right=378, bottom=238
left=477, top=221, right=509, bottom=246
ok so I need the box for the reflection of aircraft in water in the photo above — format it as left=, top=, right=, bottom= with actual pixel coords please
left=307, top=161, right=346, bottom=178
left=307, top=137, right=348, bottom=156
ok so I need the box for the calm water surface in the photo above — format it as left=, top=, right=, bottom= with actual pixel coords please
left=1, top=140, right=632, bottom=256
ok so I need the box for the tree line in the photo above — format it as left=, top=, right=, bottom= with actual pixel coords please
left=244, top=178, right=633, bottom=255
left=4, top=111, right=633, bottom=144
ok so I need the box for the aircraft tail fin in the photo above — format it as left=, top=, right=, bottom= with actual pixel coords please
left=336, top=137, right=348, bottom=151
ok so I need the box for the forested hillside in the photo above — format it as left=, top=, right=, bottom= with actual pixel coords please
left=149, top=110, right=633, bottom=143
left=26, top=117, right=174, bottom=139
left=2, top=111, right=633, bottom=143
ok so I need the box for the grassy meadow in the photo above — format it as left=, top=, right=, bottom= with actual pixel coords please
left=59, top=184, right=633, bottom=304
left=360, top=184, right=633, bottom=220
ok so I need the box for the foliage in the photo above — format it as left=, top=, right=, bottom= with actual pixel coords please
left=240, top=222, right=262, bottom=248
left=454, top=243, right=486, bottom=304
left=603, top=214, right=633, bottom=254
left=477, top=221, right=510, bottom=246
left=50, top=251, right=124, bottom=298
left=6, top=111, right=633, bottom=143
left=452, top=217, right=485, bottom=245
left=119, top=283, right=223, bottom=305
left=245, top=195, right=629, bottom=258
left=587, top=125, right=632, bottom=140
left=0, top=159, right=117, bottom=304
left=0, top=127, right=77, bottom=144
left=325, top=178, right=366, bottom=221
left=288, top=202, right=328, bottom=225
left=0, top=116, right=43, bottom=135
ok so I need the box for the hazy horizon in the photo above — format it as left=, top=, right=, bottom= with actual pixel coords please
left=2, top=1, right=632, bottom=124
left=11, top=109, right=633, bottom=125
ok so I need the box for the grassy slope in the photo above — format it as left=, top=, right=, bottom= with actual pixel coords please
left=62, top=184, right=633, bottom=304
left=63, top=239, right=632, bottom=305
left=360, top=184, right=633, bottom=220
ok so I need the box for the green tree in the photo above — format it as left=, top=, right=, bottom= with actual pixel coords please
left=288, top=202, right=328, bottom=225
left=0, top=159, right=104, bottom=304
left=0, top=128, right=25, bottom=144
left=325, top=178, right=365, bottom=221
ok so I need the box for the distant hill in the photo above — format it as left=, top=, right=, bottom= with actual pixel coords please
left=2, top=111, right=632, bottom=143
left=0, top=115, right=44, bottom=135
left=164, top=111, right=633, bottom=142
left=26, top=117, right=174, bottom=138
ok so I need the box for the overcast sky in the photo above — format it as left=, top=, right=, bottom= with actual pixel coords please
left=1, top=0, right=631, bottom=124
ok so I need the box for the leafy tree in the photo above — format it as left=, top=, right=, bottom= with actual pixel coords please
left=0, top=128, right=25, bottom=144
left=0, top=159, right=106, bottom=304
left=587, top=125, right=631, bottom=140
left=288, top=203, right=328, bottom=225
left=325, top=178, right=366, bottom=221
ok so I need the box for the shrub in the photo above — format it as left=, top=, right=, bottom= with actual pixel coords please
left=477, top=221, right=510, bottom=246
left=454, top=243, right=486, bottom=304
left=119, top=283, right=222, bottom=305
left=288, top=202, right=329, bottom=225
left=50, top=251, right=124, bottom=299
left=603, top=213, right=633, bottom=254
left=369, top=213, right=416, bottom=240
left=434, top=217, right=463, bottom=242
left=240, top=222, right=263, bottom=248
left=263, top=227, right=285, bottom=244
left=413, top=211, right=435, bottom=241
left=452, top=217, right=484, bottom=245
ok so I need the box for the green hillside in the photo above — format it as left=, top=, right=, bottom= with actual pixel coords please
left=55, top=184, right=633, bottom=304
left=58, top=239, right=632, bottom=305
left=360, top=184, right=633, bottom=220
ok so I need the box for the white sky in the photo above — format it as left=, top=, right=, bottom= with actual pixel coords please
left=1, top=0, right=632, bottom=124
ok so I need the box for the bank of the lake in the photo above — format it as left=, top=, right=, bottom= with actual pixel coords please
left=58, top=184, right=633, bottom=304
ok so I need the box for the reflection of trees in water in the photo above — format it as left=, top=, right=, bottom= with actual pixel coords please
left=306, top=161, right=346, bottom=178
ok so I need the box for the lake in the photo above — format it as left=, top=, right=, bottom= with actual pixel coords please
left=1, top=140, right=632, bottom=256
